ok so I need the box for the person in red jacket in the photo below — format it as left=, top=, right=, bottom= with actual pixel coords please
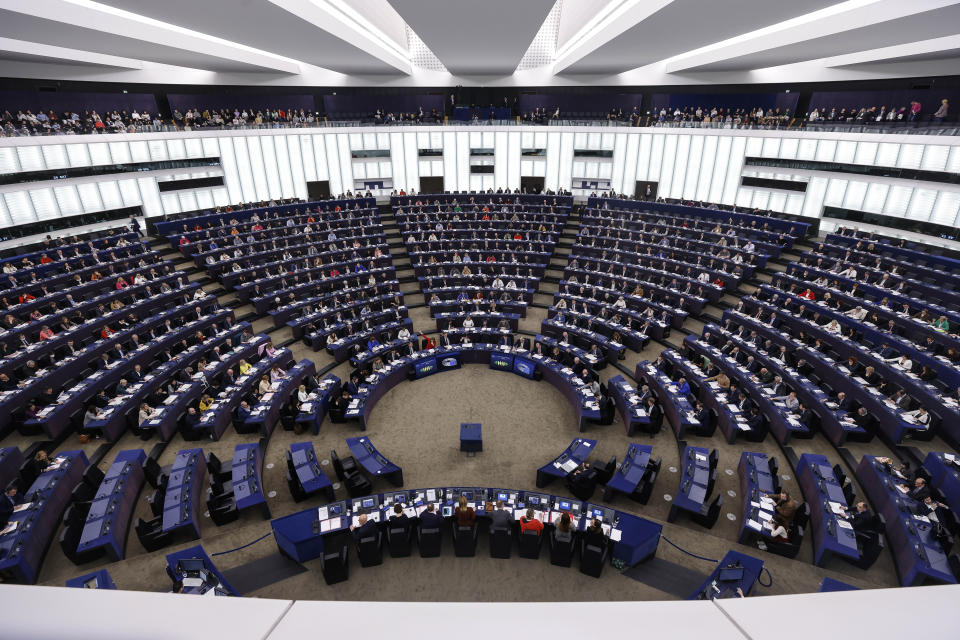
left=519, top=508, right=544, bottom=534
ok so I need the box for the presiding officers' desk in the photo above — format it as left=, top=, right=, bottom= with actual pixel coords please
left=0, top=450, right=88, bottom=583
left=231, top=443, right=269, bottom=518
left=795, top=453, right=860, bottom=567
left=346, top=437, right=403, bottom=487
left=270, top=485, right=661, bottom=571
left=162, top=449, right=207, bottom=541
left=77, top=449, right=146, bottom=561
left=607, top=376, right=650, bottom=436
left=856, top=455, right=956, bottom=586
left=536, top=438, right=596, bottom=488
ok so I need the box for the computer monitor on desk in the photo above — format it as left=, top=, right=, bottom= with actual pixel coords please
left=177, top=558, right=205, bottom=575
left=522, top=491, right=550, bottom=509
left=586, top=504, right=615, bottom=523
left=352, top=495, right=380, bottom=513
left=496, top=490, right=518, bottom=505
left=383, top=491, right=409, bottom=506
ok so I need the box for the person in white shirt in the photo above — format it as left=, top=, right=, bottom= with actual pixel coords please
left=905, top=407, right=930, bottom=428
left=825, top=319, right=841, bottom=334
left=613, top=296, right=627, bottom=310
left=397, top=327, right=411, bottom=341
left=492, top=277, right=504, bottom=289
left=896, top=355, right=913, bottom=371
left=846, top=306, right=867, bottom=321
left=506, top=280, right=518, bottom=290
left=697, top=272, right=710, bottom=283
left=462, top=316, right=475, bottom=328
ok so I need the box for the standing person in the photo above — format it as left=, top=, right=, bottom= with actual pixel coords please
left=934, top=99, right=948, bottom=124
left=130, top=216, right=144, bottom=238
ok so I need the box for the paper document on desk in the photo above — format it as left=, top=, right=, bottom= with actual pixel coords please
left=559, top=459, right=579, bottom=473
left=610, top=529, right=622, bottom=542
left=727, top=403, right=740, bottom=412
left=746, top=519, right=762, bottom=532
left=756, top=510, right=772, bottom=522
left=837, top=519, right=853, bottom=530
left=0, top=520, right=18, bottom=536
left=828, top=501, right=845, bottom=515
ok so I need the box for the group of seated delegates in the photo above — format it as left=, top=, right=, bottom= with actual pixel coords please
left=832, top=225, right=933, bottom=250
left=191, top=342, right=296, bottom=432
left=87, top=320, right=254, bottom=434
left=397, top=194, right=569, bottom=335
left=730, top=291, right=945, bottom=440
left=1, top=108, right=164, bottom=136
left=303, top=292, right=407, bottom=360
left=173, top=107, right=318, bottom=129
left=875, top=456, right=958, bottom=541
left=798, top=235, right=960, bottom=307
left=807, top=100, right=951, bottom=124
left=371, top=107, right=442, bottom=124
left=3, top=279, right=226, bottom=438
left=648, top=106, right=792, bottom=128
left=591, top=195, right=802, bottom=243
left=677, top=331, right=815, bottom=442
left=772, top=271, right=960, bottom=363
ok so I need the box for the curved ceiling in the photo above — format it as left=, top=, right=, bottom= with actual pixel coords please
left=0, top=0, right=958, bottom=86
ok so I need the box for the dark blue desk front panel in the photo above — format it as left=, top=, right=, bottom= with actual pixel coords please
left=346, top=437, right=403, bottom=487
left=671, top=446, right=712, bottom=518
left=296, top=374, right=340, bottom=435
left=856, top=455, right=956, bottom=586
left=0, top=446, right=24, bottom=489
left=923, top=452, right=960, bottom=516
left=289, top=442, right=333, bottom=499
left=608, top=375, right=650, bottom=436
left=165, top=544, right=240, bottom=596
left=688, top=550, right=765, bottom=599
left=232, top=443, right=266, bottom=513
left=604, top=444, right=652, bottom=497
left=77, top=448, right=146, bottom=560
left=796, top=453, right=860, bottom=567
left=536, top=438, right=597, bottom=487
left=65, top=568, right=116, bottom=589
left=0, top=450, right=88, bottom=583
left=818, top=577, right=859, bottom=592
left=161, top=449, right=206, bottom=539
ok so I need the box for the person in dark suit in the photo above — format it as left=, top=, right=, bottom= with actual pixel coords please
left=834, top=392, right=853, bottom=412
left=746, top=407, right=763, bottom=432
left=388, top=502, right=409, bottom=530
left=905, top=477, right=931, bottom=502
left=582, top=518, right=607, bottom=549
left=854, top=407, right=874, bottom=432
left=693, top=401, right=710, bottom=429
left=350, top=513, right=379, bottom=541
left=346, top=375, right=361, bottom=396
left=328, top=390, right=351, bottom=423
left=487, top=500, right=512, bottom=533
left=646, top=396, right=663, bottom=435
left=845, top=501, right=873, bottom=535
left=235, top=401, right=252, bottom=423
left=736, top=391, right=753, bottom=414
left=419, top=503, right=443, bottom=530
left=796, top=403, right=815, bottom=429
left=0, top=487, right=20, bottom=525
left=183, top=407, right=200, bottom=431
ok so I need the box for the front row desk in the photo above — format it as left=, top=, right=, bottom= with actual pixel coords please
left=345, top=344, right=602, bottom=432
left=271, top=486, right=663, bottom=582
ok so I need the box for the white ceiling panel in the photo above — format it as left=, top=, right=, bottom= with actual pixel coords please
left=563, top=0, right=840, bottom=74
left=388, top=0, right=556, bottom=74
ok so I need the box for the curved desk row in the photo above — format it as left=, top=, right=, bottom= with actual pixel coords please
left=76, top=449, right=146, bottom=561
left=345, top=345, right=602, bottom=432
left=0, top=450, right=88, bottom=583
left=271, top=485, right=661, bottom=571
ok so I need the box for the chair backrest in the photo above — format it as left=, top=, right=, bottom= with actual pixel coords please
left=833, top=463, right=846, bottom=485
left=330, top=449, right=344, bottom=478
left=873, top=513, right=886, bottom=534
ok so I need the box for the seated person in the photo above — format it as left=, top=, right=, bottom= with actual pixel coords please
left=453, top=495, right=475, bottom=527
left=350, top=513, right=379, bottom=541
left=519, top=508, right=544, bottom=535
left=765, top=491, right=798, bottom=524
left=487, top=500, right=512, bottom=533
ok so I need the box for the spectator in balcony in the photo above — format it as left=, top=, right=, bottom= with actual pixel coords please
left=934, top=99, right=949, bottom=124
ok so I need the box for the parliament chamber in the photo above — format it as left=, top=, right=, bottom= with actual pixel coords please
left=3, top=1, right=960, bottom=637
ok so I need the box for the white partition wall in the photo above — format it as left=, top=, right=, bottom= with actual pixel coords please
left=1, top=126, right=958, bottom=227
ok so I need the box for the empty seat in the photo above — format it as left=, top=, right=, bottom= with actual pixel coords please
left=135, top=515, right=171, bottom=552
left=355, top=528, right=383, bottom=567
left=692, top=494, right=723, bottom=529
left=386, top=521, right=412, bottom=558
left=321, top=539, right=350, bottom=585
left=417, top=523, right=443, bottom=557
left=550, top=530, right=577, bottom=567
left=488, top=527, right=512, bottom=559
left=518, top=529, right=542, bottom=559
left=453, top=522, right=479, bottom=557
left=579, top=537, right=609, bottom=578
